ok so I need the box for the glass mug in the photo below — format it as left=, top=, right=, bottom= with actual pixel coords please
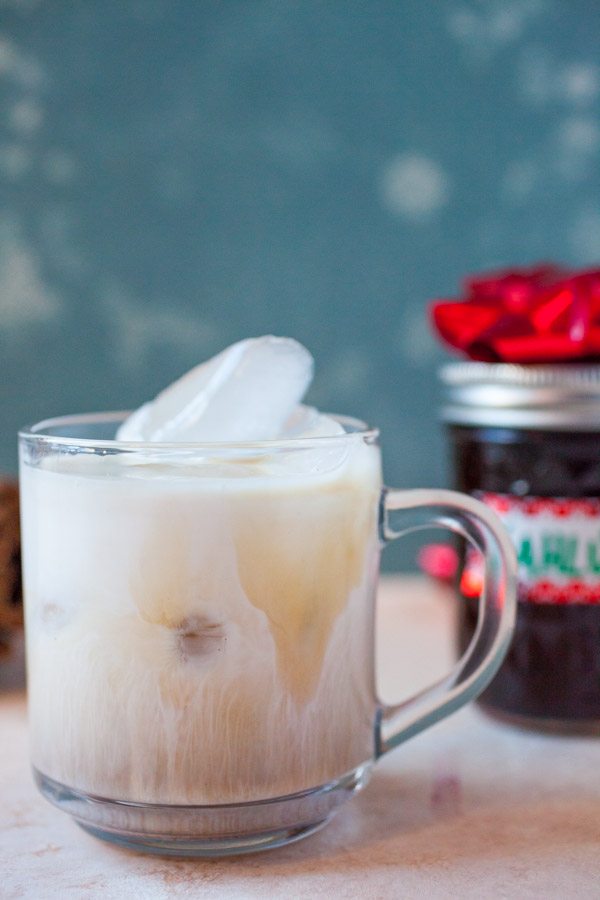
left=19, top=412, right=516, bottom=856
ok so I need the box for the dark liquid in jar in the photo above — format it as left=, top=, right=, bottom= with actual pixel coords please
left=451, top=425, right=600, bottom=729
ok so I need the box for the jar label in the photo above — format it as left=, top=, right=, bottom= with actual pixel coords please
left=467, top=493, right=600, bottom=604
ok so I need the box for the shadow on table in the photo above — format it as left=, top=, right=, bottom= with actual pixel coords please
left=109, top=766, right=600, bottom=887
left=261, top=770, right=600, bottom=873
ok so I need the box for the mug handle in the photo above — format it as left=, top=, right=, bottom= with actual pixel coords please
left=376, top=488, right=517, bottom=756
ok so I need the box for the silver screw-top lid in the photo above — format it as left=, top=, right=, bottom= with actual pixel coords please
left=440, top=361, right=600, bottom=430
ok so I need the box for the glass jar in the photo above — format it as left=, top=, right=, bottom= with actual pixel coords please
left=442, top=362, right=600, bottom=734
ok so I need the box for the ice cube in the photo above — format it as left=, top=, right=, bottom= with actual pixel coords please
left=117, top=336, right=314, bottom=443
left=268, top=405, right=351, bottom=474
left=281, top=405, right=345, bottom=438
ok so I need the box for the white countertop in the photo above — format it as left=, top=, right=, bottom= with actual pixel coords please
left=2, top=577, right=600, bottom=899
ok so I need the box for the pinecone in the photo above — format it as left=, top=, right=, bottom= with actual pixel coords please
left=0, top=480, right=22, bottom=656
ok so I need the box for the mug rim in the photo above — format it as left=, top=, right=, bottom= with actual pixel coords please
left=19, top=410, right=380, bottom=452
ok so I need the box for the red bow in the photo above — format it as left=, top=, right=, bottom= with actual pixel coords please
left=431, top=265, right=600, bottom=363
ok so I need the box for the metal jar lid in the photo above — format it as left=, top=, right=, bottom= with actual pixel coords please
left=440, top=361, right=600, bottom=430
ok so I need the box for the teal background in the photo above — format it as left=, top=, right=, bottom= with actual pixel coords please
left=2, top=1, right=600, bottom=568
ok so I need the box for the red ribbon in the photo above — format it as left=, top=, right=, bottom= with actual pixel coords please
left=431, top=265, right=600, bottom=363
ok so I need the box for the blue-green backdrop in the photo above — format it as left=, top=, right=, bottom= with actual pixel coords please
left=2, top=1, right=600, bottom=568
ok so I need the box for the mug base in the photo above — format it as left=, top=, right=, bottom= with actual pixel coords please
left=34, top=764, right=372, bottom=857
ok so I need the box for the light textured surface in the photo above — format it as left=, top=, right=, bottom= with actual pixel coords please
left=2, top=576, right=600, bottom=899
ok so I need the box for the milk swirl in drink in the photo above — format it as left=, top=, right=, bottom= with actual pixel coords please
left=21, top=338, right=382, bottom=804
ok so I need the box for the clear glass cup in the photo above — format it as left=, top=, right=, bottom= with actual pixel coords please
left=19, top=412, right=516, bottom=856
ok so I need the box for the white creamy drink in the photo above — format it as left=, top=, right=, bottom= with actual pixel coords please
left=21, top=338, right=382, bottom=805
